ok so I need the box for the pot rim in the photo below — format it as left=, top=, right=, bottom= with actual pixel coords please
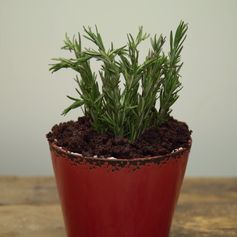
left=49, top=139, right=192, bottom=163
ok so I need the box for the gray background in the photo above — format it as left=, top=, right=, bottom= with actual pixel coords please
left=0, top=0, right=236, bottom=176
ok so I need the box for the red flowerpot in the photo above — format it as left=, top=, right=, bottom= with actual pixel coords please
left=49, top=141, right=191, bottom=237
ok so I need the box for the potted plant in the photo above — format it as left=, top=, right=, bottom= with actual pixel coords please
left=47, top=21, right=192, bottom=237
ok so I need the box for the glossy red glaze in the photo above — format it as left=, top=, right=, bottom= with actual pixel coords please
left=50, top=143, right=191, bottom=237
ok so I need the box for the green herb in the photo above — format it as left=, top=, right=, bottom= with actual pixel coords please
left=50, top=21, right=188, bottom=141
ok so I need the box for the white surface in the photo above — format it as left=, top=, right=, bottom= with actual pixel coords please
left=0, top=0, right=236, bottom=176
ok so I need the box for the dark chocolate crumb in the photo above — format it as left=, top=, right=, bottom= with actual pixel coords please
left=47, top=116, right=191, bottom=159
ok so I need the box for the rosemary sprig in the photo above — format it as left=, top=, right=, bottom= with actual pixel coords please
left=158, top=21, right=188, bottom=124
left=49, top=21, right=188, bottom=141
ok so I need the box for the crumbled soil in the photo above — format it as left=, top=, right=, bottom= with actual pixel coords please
left=47, top=116, right=191, bottom=159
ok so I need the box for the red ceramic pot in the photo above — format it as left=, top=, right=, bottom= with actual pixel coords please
left=49, top=141, right=191, bottom=237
